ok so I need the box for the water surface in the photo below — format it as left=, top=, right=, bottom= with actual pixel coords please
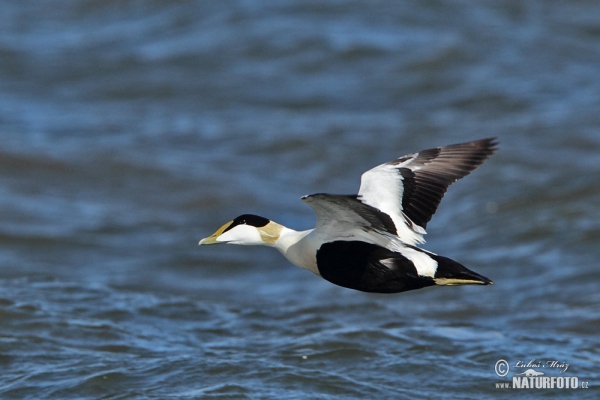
left=1, top=1, right=599, bottom=398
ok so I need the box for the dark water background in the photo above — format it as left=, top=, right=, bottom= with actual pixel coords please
left=1, top=1, right=599, bottom=398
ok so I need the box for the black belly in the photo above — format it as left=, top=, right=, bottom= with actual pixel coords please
left=315, top=241, right=435, bottom=293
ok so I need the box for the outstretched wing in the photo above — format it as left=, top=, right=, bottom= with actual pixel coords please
left=358, top=138, right=498, bottom=244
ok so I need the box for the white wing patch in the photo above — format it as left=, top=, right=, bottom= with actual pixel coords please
left=358, top=153, right=426, bottom=245
left=357, top=138, right=498, bottom=246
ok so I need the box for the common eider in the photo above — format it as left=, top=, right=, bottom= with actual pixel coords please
left=199, top=138, right=497, bottom=294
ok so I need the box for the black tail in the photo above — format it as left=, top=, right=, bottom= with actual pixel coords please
left=430, top=254, right=493, bottom=286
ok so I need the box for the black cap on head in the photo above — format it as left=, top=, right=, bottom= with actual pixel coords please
left=223, top=214, right=270, bottom=233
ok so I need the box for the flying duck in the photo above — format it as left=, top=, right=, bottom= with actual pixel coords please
left=199, top=138, right=497, bottom=294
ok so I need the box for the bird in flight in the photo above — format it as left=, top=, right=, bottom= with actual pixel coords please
left=200, top=138, right=497, bottom=294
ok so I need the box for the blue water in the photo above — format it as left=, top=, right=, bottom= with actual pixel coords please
left=1, top=1, right=599, bottom=398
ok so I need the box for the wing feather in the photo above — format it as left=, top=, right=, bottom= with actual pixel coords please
left=358, top=138, right=498, bottom=244
left=301, top=194, right=399, bottom=246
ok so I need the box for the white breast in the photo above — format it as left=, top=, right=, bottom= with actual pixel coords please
left=273, top=228, right=321, bottom=276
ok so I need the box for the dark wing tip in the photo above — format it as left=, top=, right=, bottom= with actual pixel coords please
left=440, top=137, right=499, bottom=158
left=468, top=137, right=499, bottom=157
left=399, top=138, right=499, bottom=230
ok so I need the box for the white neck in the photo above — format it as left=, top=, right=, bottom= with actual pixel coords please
left=273, top=226, right=320, bottom=276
